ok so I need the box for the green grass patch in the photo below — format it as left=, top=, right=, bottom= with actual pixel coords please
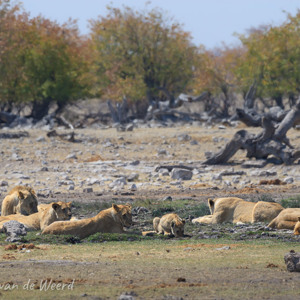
left=72, top=200, right=113, bottom=215
left=280, top=195, right=300, bottom=208
left=134, top=198, right=209, bottom=218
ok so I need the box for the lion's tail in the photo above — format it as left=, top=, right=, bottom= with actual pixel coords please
left=208, top=198, right=215, bottom=214
left=153, top=217, right=160, bottom=232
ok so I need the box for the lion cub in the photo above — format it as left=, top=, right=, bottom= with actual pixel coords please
left=153, top=213, right=185, bottom=237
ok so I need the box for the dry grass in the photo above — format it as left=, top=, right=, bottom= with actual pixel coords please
left=0, top=239, right=299, bottom=299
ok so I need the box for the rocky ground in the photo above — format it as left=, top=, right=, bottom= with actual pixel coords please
left=0, top=123, right=300, bottom=239
left=1, top=123, right=300, bottom=299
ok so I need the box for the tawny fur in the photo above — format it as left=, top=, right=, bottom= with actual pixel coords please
left=153, top=213, right=185, bottom=237
left=192, top=197, right=283, bottom=224
left=294, top=217, right=300, bottom=235
left=268, top=208, right=300, bottom=232
left=41, top=204, right=132, bottom=239
left=0, top=201, right=72, bottom=231
left=1, top=186, right=38, bottom=216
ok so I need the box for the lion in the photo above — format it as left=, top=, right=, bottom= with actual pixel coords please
left=192, top=197, right=283, bottom=225
left=294, top=217, right=300, bottom=235
left=37, top=203, right=50, bottom=212
left=41, top=203, right=132, bottom=239
left=0, top=201, right=72, bottom=232
left=268, top=208, right=300, bottom=232
left=153, top=213, right=185, bottom=237
left=1, top=186, right=38, bottom=216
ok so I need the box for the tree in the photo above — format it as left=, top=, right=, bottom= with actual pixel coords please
left=236, top=10, right=300, bottom=108
left=89, top=5, right=198, bottom=110
left=191, top=45, right=244, bottom=117
left=0, top=1, right=91, bottom=119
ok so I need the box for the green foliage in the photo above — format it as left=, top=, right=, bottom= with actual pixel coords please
left=235, top=10, right=300, bottom=102
left=249, top=194, right=275, bottom=203
left=280, top=196, right=300, bottom=208
left=89, top=5, right=197, bottom=103
left=0, top=2, right=91, bottom=117
left=85, top=232, right=169, bottom=242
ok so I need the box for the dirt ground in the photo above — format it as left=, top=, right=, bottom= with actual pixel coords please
left=0, top=124, right=300, bottom=299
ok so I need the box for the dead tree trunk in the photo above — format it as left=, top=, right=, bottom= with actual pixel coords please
left=203, top=99, right=300, bottom=165
left=107, top=97, right=129, bottom=124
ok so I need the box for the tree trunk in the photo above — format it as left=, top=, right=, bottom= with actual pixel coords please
left=203, top=99, right=300, bottom=165
left=31, top=99, right=52, bottom=120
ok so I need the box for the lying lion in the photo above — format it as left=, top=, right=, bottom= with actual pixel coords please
left=294, top=217, right=300, bottom=235
left=192, top=197, right=283, bottom=224
left=268, top=208, right=300, bottom=234
left=42, top=203, right=132, bottom=239
left=153, top=213, right=185, bottom=237
left=1, top=186, right=38, bottom=216
left=0, top=201, right=72, bottom=231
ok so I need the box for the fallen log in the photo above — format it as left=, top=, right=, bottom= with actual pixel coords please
left=0, top=131, right=29, bottom=139
left=203, top=99, right=300, bottom=165
left=47, top=130, right=76, bottom=143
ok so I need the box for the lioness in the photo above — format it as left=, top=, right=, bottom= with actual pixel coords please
left=294, top=217, right=300, bottom=235
left=1, top=186, right=38, bottom=216
left=153, top=213, right=185, bottom=237
left=0, top=201, right=72, bottom=231
left=268, top=208, right=300, bottom=231
left=192, top=197, right=283, bottom=224
left=41, top=203, right=132, bottom=239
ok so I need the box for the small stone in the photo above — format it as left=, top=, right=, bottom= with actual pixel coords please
left=216, top=246, right=231, bottom=251
left=126, top=124, right=134, bottom=131
left=129, top=184, right=137, bottom=191
left=83, top=188, right=93, bottom=193
left=284, top=177, right=294, bottom=184
left=36, top=136, right=46, bottom=142
left=130, top=160, right=140, bottom=166
left=66, top=153, right=77, bottom=160
left=171, top=168, right=193, bottom=180
left=157, top=149, right=167, bottom=155
left=127, top=173, right=139, bottom=182
left=163, top=196, right=172, bottom=201
left=0, top=180, right=8, bottom=187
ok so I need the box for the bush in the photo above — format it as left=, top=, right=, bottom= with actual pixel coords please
left=280, top=196, right=300, bottom=208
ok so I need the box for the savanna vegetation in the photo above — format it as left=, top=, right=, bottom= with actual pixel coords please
left=1, top=0, right=300, bottom=120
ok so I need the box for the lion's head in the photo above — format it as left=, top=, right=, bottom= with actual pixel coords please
left=294, top=217, right=300, bottom=235
left=14, top=186, right=38, bottom=216
left=112, top=203, right=133, bottom=228
left=52, top=201, right=72, bottom=221
left=171, top=219, right=185, bottom=237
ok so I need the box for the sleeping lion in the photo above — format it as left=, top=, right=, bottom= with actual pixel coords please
left=192, top=197, right=283, bottom=224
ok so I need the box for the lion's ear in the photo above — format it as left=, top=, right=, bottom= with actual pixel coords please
left=52, top=203, right=59, bottom=211
left=125, top=203, right=132, bottom=209
left=18, top=191, right=25, bottom=199
left=67, top=202, right=72, bottom=207
left=112, top=204, right=120, bottom=212
left=298, top=217, right=300, bottom=222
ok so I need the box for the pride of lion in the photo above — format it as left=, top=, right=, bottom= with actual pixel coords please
left=1, top=186, right=300, bottom=238
left=0, top=201, right=72, bottom=231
